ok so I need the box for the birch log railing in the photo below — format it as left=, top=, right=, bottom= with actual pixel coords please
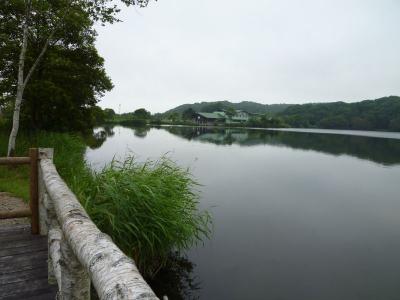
left=37, top=148, right=158, bottom=300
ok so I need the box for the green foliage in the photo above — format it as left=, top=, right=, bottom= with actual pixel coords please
left=161, top=97, right=400, bottom=132
left=109, top=109, right=153, bottom=126
left=168, top=112, right=180, bottom=123
left=224, top=107, right=236, bottom=117
left=279, top=96, right=400, bottom=131
left=103, top=108, right=116, bottom=120
left=133, top=108, right=151, bottom=120
left=181, top=108, right=196, bottom=120
left=247, top=114, right=288, bottom=128
left=0, top=1, right=114, bottom=132
left=0, top=130, right=86, bottom=200
left=0, top=0, right=155, bottom=133
left=163, top=101, right=290, bottom=116
left=75, top=156, right=211, bottom=277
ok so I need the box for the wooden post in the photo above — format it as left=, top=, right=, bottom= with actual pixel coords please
left=29, top=148, right=39, bottom=234
left=48, top=227, right=62, bottom=289
left=37, top=148, right=58, bottom=285
left=60, top=234, right=91, bottom=300
left=38, top=148, right=54, bottom=236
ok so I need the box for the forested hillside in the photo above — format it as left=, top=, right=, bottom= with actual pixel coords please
left=160, top=96, right=400, bottom=131
left=164, top=101, right=290, bottom=115
left=279, top=96, right=400, bottom=131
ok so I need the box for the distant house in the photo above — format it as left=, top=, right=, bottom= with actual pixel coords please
left=194, top=110, right=252, bottom=125
left=229, top=110, right=250, bottom=123
left=193, top=112, right=227, bottom=125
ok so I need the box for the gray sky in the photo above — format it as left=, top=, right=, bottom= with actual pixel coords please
left=95, top=0, right=400, bottom=113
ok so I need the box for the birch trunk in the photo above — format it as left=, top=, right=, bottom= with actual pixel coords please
left=7, top=7, right=29, bottom=157
left=7, top=0, right=54, bottom=156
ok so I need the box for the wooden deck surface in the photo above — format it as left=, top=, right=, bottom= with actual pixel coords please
left=0, top=224, right=57, bottom=299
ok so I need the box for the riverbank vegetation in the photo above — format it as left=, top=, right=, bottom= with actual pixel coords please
left=0, top=130, right=211, bottom=280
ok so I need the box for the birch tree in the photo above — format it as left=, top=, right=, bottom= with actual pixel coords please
left=2, top=0, right=152, bottom=156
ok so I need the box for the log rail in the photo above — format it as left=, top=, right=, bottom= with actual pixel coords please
left=0, top=148, right=39, bottom=233
left=1, top=148, right=158, bottom=299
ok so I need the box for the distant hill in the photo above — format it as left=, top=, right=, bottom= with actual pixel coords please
left=278, top=96, right=400, bottom=131
left=160, top=96, right=400, bottom=132
left=163, top=101, right=290, bottom=115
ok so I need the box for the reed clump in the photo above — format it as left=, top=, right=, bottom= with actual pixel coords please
left=77, top=156, right=211, bottom=277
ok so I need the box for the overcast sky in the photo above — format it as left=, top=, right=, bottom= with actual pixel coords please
left=95, top=0, right=400, bottom=113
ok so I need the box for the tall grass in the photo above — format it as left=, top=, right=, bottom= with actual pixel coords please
left=0, top=130, right=211, bottom=277
left=77, top=156, right=211, bottom=277
left=0, top=131, right=86, bottom=200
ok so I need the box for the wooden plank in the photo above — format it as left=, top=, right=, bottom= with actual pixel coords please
left=0, top=237, right=47, bottom=250
left=0, top=250, right=48, bottom=270
left=0, top=278, right=56, bottom=298
left=0, top=260, right=48, bottom=275
left=0, top=246, right=47, bottom=261
left=0, top=230, right=40, bottom=243
left=0, top=266, right=48, bottom=284
left=30, top=148, right=39, bottom=234
left=0, top=225, right=57, bottom=300
left=0, top=224, right=30, bottom=234
left=2, top=287, right=58, bottom=300
left=0, top=208, right=31, bottom=219
left=0, top=157, right=30, bottom=165
left=0, top=241, right=46, bottom=257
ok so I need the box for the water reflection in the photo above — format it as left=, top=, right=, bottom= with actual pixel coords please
left=161, top=126, right=400, bottom=166
left=86, top=125, right=400, bottom=299
left=133, top=126, right=151, bottom=138
left=149, top=253, right=200, bottom=300
left=86, top=125, right=115, bottom=149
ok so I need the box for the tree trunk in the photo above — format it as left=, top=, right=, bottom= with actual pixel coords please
left=7, top=20, right=28, bottom=157
left=7, top=0, right=53, bottom=156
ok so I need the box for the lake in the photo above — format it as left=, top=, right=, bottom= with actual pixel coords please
left=86, top=126, right=400, bottom=300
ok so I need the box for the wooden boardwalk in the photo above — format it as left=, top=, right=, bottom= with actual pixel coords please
left=0, top=224, right=57, bottom=300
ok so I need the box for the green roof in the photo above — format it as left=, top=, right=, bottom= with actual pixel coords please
left=197, top=112, right=226, bottom=119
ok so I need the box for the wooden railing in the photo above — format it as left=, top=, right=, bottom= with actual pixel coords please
left=1, top=148, right=158, bottom=300
left=0, top=148, right=39, bottom=233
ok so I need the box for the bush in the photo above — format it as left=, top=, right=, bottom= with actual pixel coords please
left=76, top=155, right=211, bottom=277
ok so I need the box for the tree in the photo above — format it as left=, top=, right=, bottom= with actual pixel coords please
left=133, top=108, right=151, bottom=119
left=182, top=108, right=195, bottom=120
left=1, top=0, right=152, bottom=156
left=103, top=108, right=116, bottom=120
left=169, top=112, right=180, bottom=123
left=225, top=107, right=236, bottom=117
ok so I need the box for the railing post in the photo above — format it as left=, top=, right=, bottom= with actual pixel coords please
left=29, top=148, right=39, bottom=234
left=38, top=148, right=59, bottom=286
left=60, top=234, right=91, bottom=299
left=38, top=148, right=54, bottom=235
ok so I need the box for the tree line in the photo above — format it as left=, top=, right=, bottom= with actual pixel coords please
left=155, top=96, right=400, bottom=132
left=0, top=0, right=151, bottom=155
left=278, top=96, right=400, bottom=131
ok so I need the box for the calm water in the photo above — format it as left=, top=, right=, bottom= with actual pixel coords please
left=86, top=126, right=400, bottom=300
